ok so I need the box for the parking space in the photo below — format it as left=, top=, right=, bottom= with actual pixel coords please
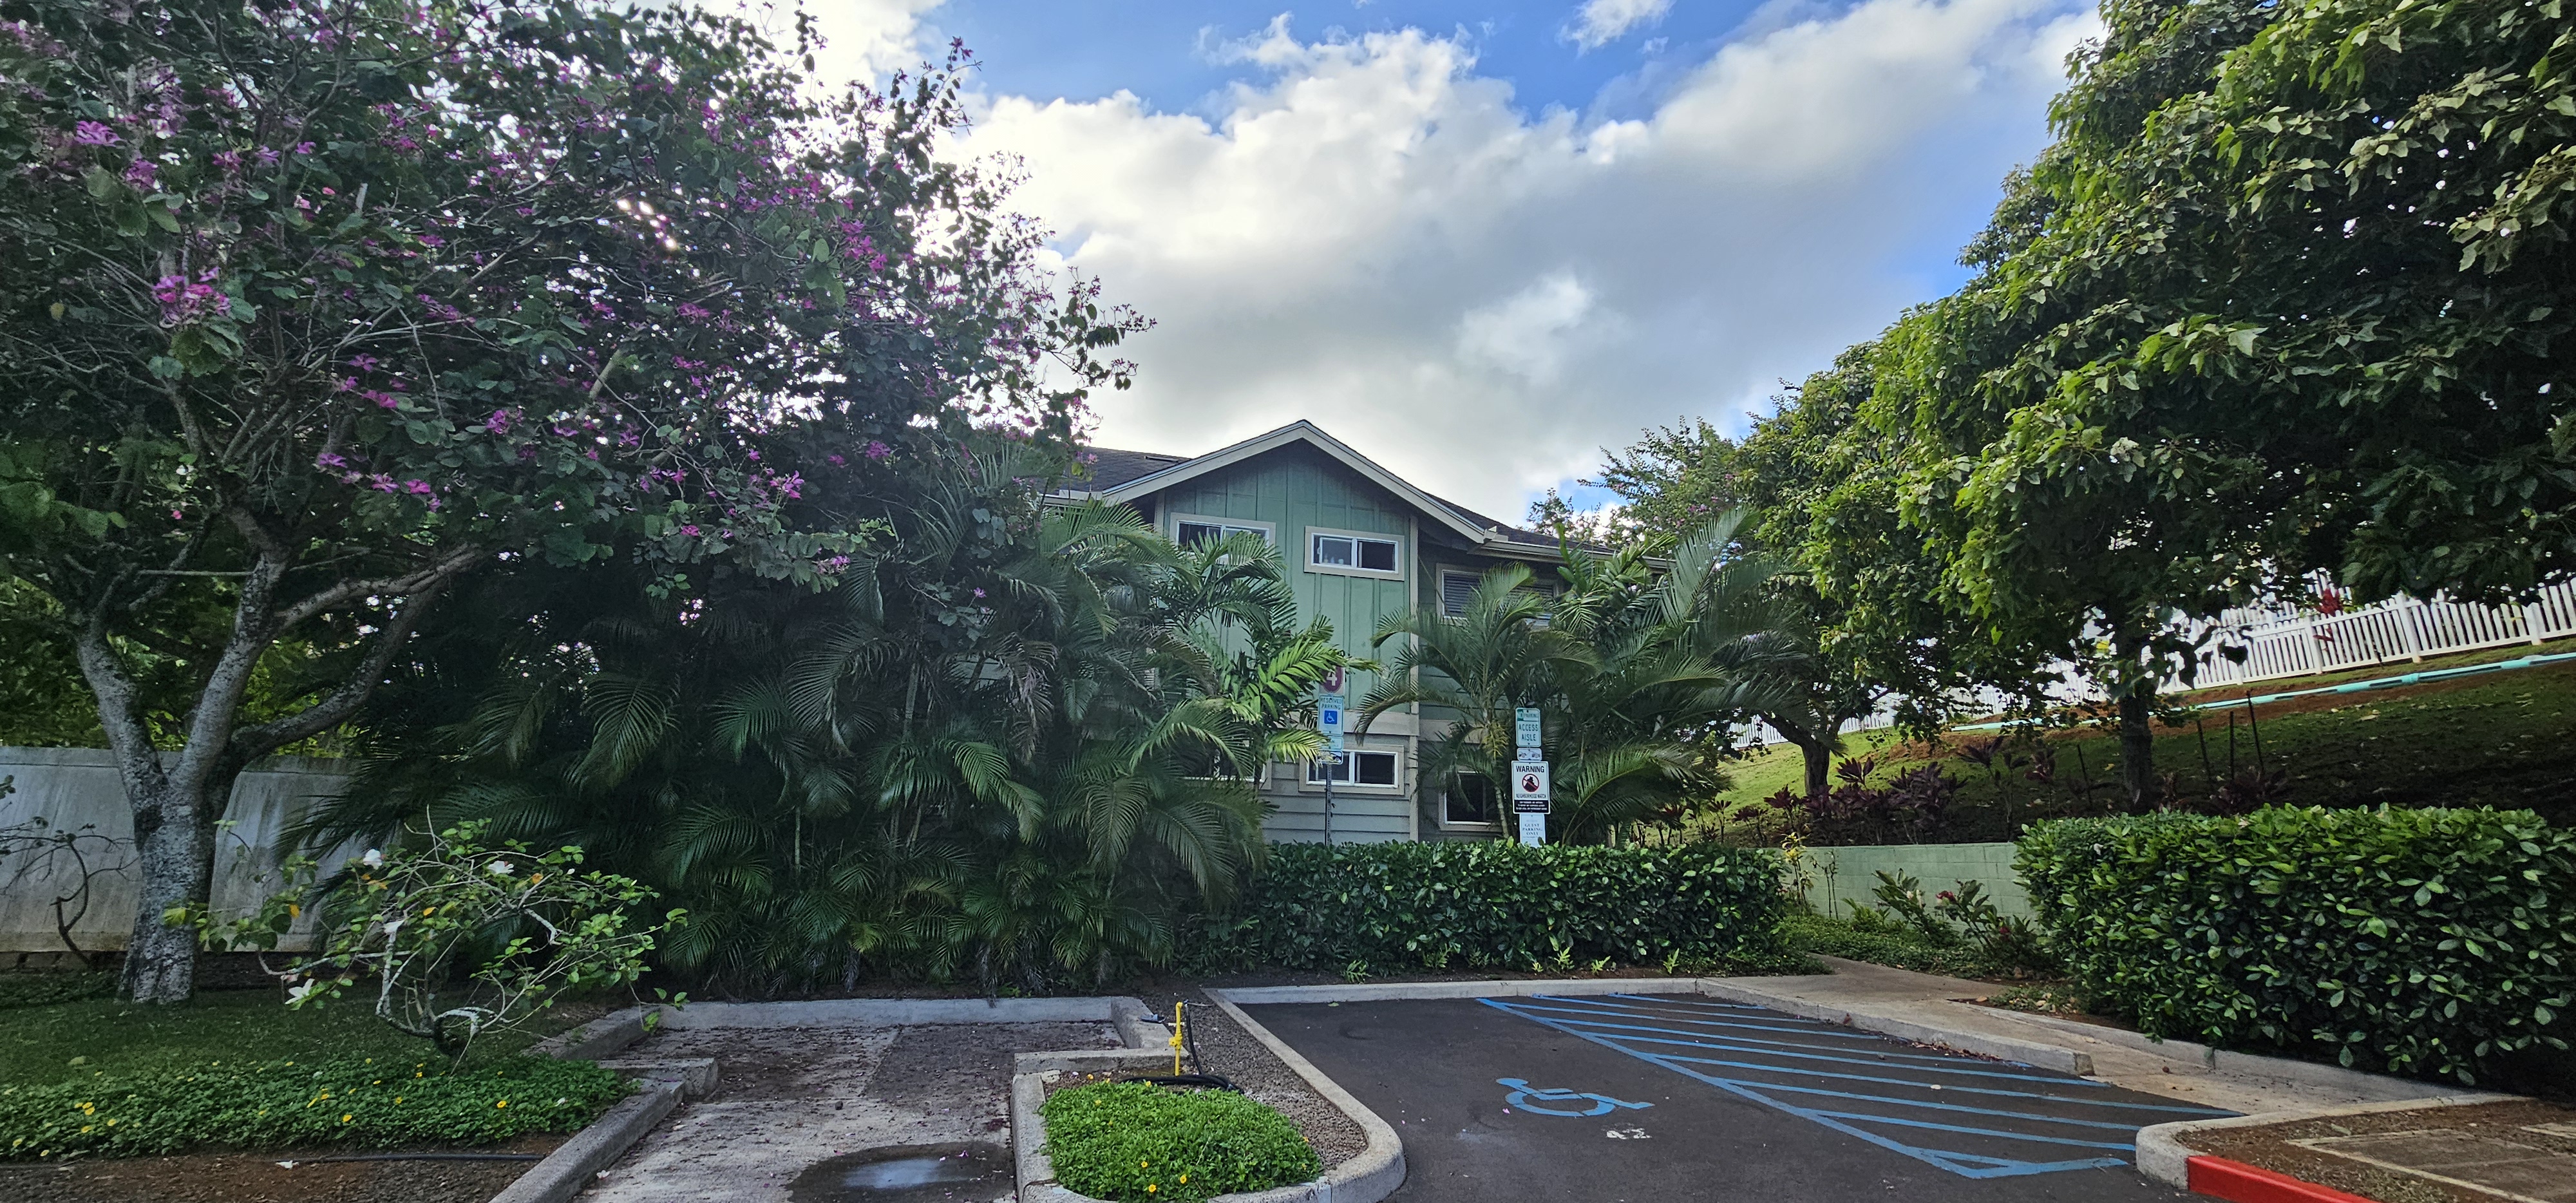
left=1247, top=992, right=2236, bottom=1203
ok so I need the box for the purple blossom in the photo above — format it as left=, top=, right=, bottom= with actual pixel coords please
left=404, top=480, right=432, bottom=495
left=70, top=120, right=118, bottom=146
left=864, top=440, right=891, bottom=461
left=680, top=524, right=700, bottom=537
left=485, top=410, right=513, bottom=434
left=122, top=158, right=159, bottom=190
left=826, top=454, right=846, bottom=467
left=369, top=474, right=397, bottom=492
left=315, top=451, right=348, bottom=469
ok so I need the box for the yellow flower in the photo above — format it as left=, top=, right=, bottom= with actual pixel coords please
left=341, top=1114, right=353, bottom=1124
left=1147, top=1186, right=1157, bottom=1195
left=1179, top=1175, right=1187, bottom=1184
left=395, top=1097, right=403, bottom=1104
left=496, top=1099, right=509, bottom=1108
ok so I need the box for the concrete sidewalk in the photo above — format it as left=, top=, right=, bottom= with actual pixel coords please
left=1711, top=958, right=2472, bottom=1117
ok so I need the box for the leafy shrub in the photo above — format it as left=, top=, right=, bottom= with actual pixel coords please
left=2018, top=806, right=2576, bottom=1083
left=1184, top=842, right=1786, bottom=974
left=0, top=1054, right=625, bottom=1160
left=1781, top=911, right=1984, bottom=978
left=1041, top=1081, right=1319, bottom=1202
left=189, top=822, right=680, bottom=1056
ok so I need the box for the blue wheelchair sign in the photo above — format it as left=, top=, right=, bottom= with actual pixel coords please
left=1497, top=1077, right=1653, bottom=1117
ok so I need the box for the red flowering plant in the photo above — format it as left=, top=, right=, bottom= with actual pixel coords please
left=0, top=0, right=1142, bottom=1001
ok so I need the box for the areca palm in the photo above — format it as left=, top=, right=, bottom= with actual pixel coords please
left=312, top=444, right=1335, bottom=994
left=1359, top=513, right=1792, bottom=843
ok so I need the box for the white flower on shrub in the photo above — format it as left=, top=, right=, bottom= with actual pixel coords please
left=287, top=980, right=320, bottom=1003
left=360, top=849, right=384, bottom=869
left=380, top=917, right=404, bottom=940
left=488, top=860, right=515, bottom=876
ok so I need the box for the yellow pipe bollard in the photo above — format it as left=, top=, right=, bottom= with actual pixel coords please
left=1170, top=1000, right=1186, bottom=1076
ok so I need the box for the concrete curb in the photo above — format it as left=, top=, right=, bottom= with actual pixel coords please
left=529, top=1005, right=669, bottom=1061
left=2131, top=1093, right=2520, bottom=1191
left=1988, top=1009, right=2472, bottom=1103
left=656, top=995, right=1159, bottom=1030
left=1014, top=1047, right=1175, bottom=1076
left=1687, top=977, right=2097, bottom=1075
left=488, top=1081, right=683, bottom=1203
left=1210, top=978, right=1707, bottom=1005
left=1008, top=992, right=1407, bottom=1203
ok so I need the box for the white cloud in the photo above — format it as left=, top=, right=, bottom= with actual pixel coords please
left=823, top=0, right=2096, bottom=518
left=1569, top=0, right=1677, bottom=49
left=1457, top=274, right=1602, bottom=384
left=803, top=0, right=945, bottom=88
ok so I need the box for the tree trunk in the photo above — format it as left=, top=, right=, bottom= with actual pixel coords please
left=2108, top=620, right=2157, bottom=811
left=1766, top=714, right=1833, bottom=799
left=119, top=771, right=223, bottom=1003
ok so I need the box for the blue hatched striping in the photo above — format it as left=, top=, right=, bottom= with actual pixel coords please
left=1483, top=995, right=2235, bottom=1180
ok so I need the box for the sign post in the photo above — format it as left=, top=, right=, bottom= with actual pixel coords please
left=1511, top=707, right=1547, bottom=848
left=1318, top=691, right=1346, bottom=847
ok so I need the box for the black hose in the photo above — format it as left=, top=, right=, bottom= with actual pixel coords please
left=1121, top=1073, right=1238, bottom=1092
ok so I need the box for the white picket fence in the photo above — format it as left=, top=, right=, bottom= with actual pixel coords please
left=2183, top=580, right=2576, bottom=689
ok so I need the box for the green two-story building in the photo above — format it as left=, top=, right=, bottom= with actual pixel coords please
left=1053, top=420, right=1569, bottom=844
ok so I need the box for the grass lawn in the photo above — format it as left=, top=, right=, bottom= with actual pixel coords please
left=0, top=983, right=558, bottom=1088
left=1707, top=641, right=2576, bottom=840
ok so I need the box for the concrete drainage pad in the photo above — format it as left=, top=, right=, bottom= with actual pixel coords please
left=786, top=1142, right=1014, bottom=1203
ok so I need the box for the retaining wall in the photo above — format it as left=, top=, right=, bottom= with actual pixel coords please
left=0, top=746, right=361, bottom=954
left=1794, top=841, right=2032, bottom=921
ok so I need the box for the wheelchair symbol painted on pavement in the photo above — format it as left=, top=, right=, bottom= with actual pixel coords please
left=1497, top=1077, right=1653, bottom=1117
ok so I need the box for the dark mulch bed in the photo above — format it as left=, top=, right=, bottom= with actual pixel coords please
left=2179, top=1099, right=2576, bottom=1203
left=0, top=1132, right=564, bottom=1203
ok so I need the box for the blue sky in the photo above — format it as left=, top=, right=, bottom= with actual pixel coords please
left=933, top=1, right=1766, bottom=117
left=814, top=0, right=2094, bottom=518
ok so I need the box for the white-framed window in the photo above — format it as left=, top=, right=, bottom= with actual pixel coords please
left=1437, top=567, right=1552, bottom=623
left=1440, top=772, right=1502, bottom=828
left=1174, top=513, right=1274, bottom=550
left=1307, top=750, right=1401, bottom=789
left=1307, top=527, right=1402, bottom=578
left=1439, top=570, right=1478, bottom=618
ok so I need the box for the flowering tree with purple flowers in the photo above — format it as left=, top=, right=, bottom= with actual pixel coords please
left=0, top=0, right=1141, bottom=1002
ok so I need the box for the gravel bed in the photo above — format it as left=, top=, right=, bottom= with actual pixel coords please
left=2179, top=1099, right=2576, bottom=1203
left=1167, top=989, right=1368, bottom=1170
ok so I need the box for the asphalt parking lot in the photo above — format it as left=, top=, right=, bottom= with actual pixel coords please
left=1246, top=992, right=2237, bottom=1203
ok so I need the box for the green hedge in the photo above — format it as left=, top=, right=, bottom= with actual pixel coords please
left=1041, top=1081, right=1319, bottom=1202
left=2017, top=807, right=2576, bottom=1083
left=1186, top=842, right=1787, bottom=974
left=1, top=1054, right=628, bottom=1160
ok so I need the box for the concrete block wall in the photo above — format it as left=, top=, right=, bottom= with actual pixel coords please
left=0, top=746, right=363, bottom=954
left=1794, top=842, right=2032, bottom=922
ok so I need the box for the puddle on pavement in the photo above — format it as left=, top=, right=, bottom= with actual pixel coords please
left=786, top=1142, right=1014, bottom=1203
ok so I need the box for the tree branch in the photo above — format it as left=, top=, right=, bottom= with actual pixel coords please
left=231, top=567, right=466, bottom=757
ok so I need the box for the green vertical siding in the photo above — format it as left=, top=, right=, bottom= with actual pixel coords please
left=1152, top=445, right=1421, bottom=843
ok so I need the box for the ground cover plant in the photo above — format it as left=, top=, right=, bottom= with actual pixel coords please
left=0, top=1052, right=623, bottom=1160
left=0, top=986, right=620, bottom=1160
left=1040, top=1080, right=1319, bottom=1203
left=2019, top=806, right=2576, bottom=1083
left=1186, top=841, right=1790, bottom=976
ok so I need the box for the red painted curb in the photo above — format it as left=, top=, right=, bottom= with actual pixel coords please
left=2185, top=1154, right=2382, bottom=1203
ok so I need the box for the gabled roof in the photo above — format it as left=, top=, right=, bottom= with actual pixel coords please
left=1060, top=419, right=1578, bottom=559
